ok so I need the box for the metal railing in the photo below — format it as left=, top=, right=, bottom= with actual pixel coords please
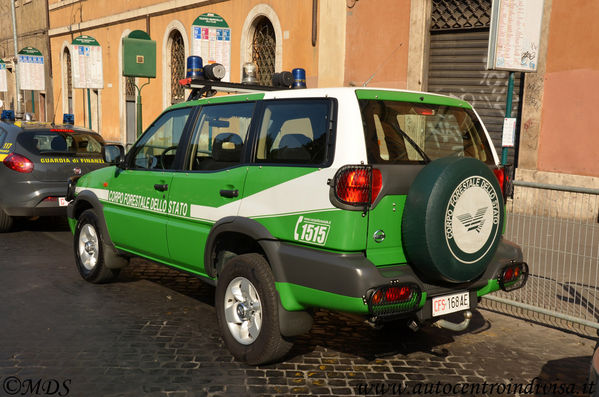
left=481, top=180, right=599, bottom=334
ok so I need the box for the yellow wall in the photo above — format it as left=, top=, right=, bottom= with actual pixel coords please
left=344, top=0, right=411, bottom=89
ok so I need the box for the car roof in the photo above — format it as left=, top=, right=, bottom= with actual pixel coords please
left=166, top=86, right=472, bottom=111
left=0, top=120, right=99, bottom=135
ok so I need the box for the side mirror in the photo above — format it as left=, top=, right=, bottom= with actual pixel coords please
left=102, top=144, right=126, bottom=168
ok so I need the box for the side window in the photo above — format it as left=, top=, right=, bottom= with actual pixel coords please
left=187, top=102, right=255, bottom=171
left=130, top=107, right=192, bottom=170
left=256, top=100, right=331, bottom=165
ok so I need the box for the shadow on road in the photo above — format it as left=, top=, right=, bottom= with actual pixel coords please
left=10, top=215, right=71, bottom=232
left=120, top=257, right=498, bottom=362
left=534, top=355, right=593, bottom=396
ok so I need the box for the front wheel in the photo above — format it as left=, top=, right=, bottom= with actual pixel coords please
left=215, top=253, right=292, bottom=365
left=74, top=209, right=119, bottom=283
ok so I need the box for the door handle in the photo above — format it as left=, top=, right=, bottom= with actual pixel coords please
left=219, top=189, right=238, bottom=198
left=154, top=184, right=168, bottom=192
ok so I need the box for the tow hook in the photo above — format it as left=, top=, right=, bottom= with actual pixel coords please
left=434, top=310, right=472, bottom=332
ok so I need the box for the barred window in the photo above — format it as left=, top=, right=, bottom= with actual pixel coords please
left=251, top=17, right=276, bottom=86
left=170, top=31, right=185, bottom=104
left=125, top=77, right=136, bottom=100
left=64, top=48, right=73, bottom=114
left=431, top=0, right=491, bottom=31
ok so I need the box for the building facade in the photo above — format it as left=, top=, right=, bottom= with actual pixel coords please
left=45, top=0, right=599, bottom=189
left=0, top=0, right=54, bottom=122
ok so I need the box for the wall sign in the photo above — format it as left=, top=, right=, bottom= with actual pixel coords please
left=487, top=0, right=544, bottom=72
left=191, top=13, right=231, bottom=81
left=18, top=47, right=45, bottom=91
left=0, top=60, right=7, bottom=93
left=71, top=35, right=104, bottom=89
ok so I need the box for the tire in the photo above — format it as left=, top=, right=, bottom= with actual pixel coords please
left=402, top=157, right=504, bottom=283
left=0, top=208, right=13, bottom=233
left=215, top=253, right=292, bottom=365
left=74, top=209, right=120, bottom=283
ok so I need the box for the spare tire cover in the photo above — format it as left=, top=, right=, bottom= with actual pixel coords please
left=401, top=157, right=504, bottom=283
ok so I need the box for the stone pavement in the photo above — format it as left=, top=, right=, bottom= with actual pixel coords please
left=0, top=218, right=595, bottom=396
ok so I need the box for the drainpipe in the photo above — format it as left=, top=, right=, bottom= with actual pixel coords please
left=312, top=0, right=318, bottom=47
left=10, top=0, right=22, bottom=117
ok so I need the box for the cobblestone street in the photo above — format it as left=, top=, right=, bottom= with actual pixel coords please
left=0, top=219, right=595, bottom=396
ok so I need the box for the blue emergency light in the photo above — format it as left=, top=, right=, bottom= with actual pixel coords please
left=63, top=113, right=75, bottom=124
left=1, top=110, right=15, bottom=121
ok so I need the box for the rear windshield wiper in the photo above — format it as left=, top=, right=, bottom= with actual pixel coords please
left=391, top=123, right=431, bottom=163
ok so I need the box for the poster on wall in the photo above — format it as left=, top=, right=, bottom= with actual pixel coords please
left=71, top=35, right=104, bottom=89
left=487, top=0, right=544, bottom=72
left=0, top=60, right=7, bottom=92
left=191, top=13, right=231, bottom=81
left=17, top=47, right=45, bottom=91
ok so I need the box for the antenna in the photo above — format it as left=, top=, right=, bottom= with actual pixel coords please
left=362, top=43, right=403, bottom=87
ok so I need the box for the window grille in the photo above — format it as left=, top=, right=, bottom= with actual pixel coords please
left=251, top=17, right=276, bottom=86
left=170, top=31, right=185, bottom=104
left=126, top=77, right=136, bottom=101
left=431, top=0, right=491, bottom=31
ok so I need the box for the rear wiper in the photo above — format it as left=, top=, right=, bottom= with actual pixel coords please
left=391, top=123, right=431, bottom=163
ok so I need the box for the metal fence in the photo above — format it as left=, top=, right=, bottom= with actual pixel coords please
left=481, top=180, right=599, bottom=335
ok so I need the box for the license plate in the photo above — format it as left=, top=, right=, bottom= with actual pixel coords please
left=432, top=292, right=470, bottom=317
left=58, top=197, right=69, bottom=207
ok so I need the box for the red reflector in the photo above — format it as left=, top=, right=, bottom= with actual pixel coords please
left=179, top=77, right=192, bottom=86
left=493, top=167, right=505, bottom=195
left=43, top=197, right=58, bottom=202
left=50, top=128, right=74, bottom=133
left=372, top=290, right=383, bottom=305
left=413, top=107, right=435, bottom=116
left=3, top=153, right=34, bottom=173
left=503, top=268, right=514, bottom=282
left=372, top=169, right=382, bottom=203
left=385, top=286, right=412, bottom=303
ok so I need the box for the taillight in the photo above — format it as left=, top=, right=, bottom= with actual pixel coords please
left=493, top=167, right=505, bottom=195
left=493, top=165, right=513, bottom=199
left=368, top=283, right=421, bottom=318
left=498, top=262, right=529, bottom=292
left=333, top=166, right=382, bottom=205
left=3, top=153, right=34, bottom=173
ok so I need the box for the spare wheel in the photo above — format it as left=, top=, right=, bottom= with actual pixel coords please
left=401, top=157, right=504, bottom=283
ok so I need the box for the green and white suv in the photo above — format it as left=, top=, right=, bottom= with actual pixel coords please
left=67, top=86, right=528, bottom=364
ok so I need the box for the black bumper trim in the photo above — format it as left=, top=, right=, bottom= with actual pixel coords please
left=261, top=237, right=523, bottom=300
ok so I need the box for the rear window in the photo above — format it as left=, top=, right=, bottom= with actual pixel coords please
left=18, top=130, right=104, bottom=156
left=359, top=99, right=494, bottom=164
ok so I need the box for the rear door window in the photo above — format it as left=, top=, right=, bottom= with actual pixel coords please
left=359, top=99, right=494, bottom=164
left=254, top=99, right=333, bottom=165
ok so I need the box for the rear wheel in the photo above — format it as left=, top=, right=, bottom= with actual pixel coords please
left=0, top=209, right=13, bottom=233
left=74, top=209, right=119, bottom=283
left=215, top=253, right=292, bottom=365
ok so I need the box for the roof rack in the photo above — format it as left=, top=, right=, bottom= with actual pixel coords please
left=180, top=78, right=292, bottom=101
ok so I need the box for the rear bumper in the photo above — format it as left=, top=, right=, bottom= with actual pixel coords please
left=264, top=237, right=524, bottom=321
left=0, top=180, right=69, bottom=217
